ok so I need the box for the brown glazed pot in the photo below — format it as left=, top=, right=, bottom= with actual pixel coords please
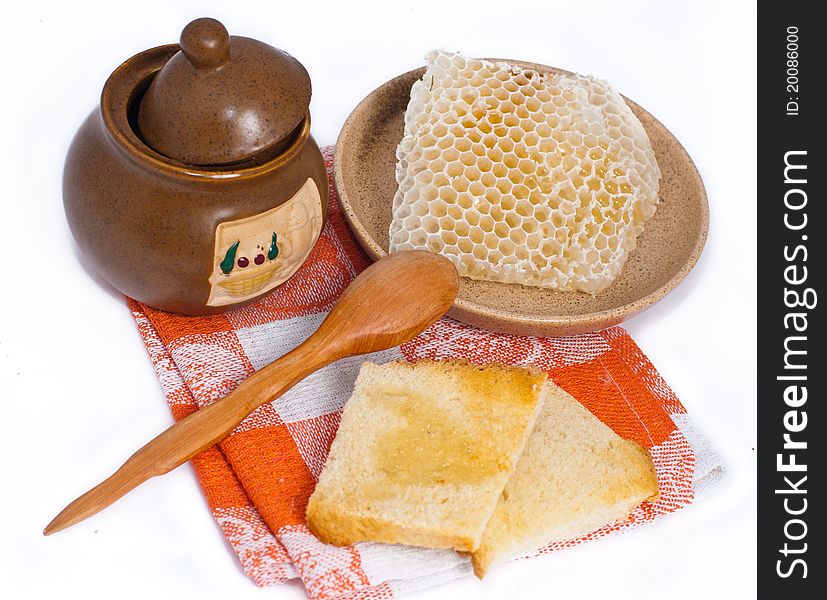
left=64, top=20, right=328, bottom=315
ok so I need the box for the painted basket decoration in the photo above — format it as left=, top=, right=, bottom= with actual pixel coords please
left=209, top=180, right=323, bottom=305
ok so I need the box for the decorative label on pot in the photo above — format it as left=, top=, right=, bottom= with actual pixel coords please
left=207, top=178, right=323, bottom=307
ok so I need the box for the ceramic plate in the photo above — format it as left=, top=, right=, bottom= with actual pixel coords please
left=333, top=61, right=708, bottom=336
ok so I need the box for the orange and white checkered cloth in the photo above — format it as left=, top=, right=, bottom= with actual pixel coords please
left=127, top=147, right=724, bottom=599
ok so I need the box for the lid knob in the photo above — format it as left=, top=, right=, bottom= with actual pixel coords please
left=180, top=18, right=230, bottom=70
left=136, top=18, right=312, bottom=166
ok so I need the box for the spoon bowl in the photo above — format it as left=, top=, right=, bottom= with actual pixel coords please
left=317, top=250, right=459, bottom=356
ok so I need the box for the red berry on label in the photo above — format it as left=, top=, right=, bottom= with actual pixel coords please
left=237, top=256, right=249, bottom=268
left=254, top=253, right=265, bottom=265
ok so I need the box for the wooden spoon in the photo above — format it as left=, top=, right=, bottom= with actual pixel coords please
left=44, top=250, right=458, bottom=535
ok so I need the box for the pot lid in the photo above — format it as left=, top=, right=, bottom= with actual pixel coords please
left=137, top=18, right=311, bottom=166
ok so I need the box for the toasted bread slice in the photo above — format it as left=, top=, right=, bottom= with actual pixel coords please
left=306, top=360, right=547, bottom=552
left=471, top=382, right=660, bottom=577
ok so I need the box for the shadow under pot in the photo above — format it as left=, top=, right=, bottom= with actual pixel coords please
left=64, top=18, right=328, bottom=315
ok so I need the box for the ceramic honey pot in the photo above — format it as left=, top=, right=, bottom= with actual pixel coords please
left=64, top=18, right=328, bottom=314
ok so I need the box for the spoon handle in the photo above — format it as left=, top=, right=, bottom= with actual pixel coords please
left=44, top=342, right=331, bottom=536
left=44, top=251, right=459, bottom=537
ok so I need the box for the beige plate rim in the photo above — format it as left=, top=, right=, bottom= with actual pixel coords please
left=333, top=60, right=709, bottom=333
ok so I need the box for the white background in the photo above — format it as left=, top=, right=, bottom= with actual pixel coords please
left=1, top=1, right=756, bottom=598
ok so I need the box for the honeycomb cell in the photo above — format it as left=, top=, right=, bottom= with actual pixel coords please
left=457, top=151, right=474, bottom=167
left=480, top=172, right=497, bottom=188
left=468, top=181, right=485, bottom=197
left=422, top=147, right=440, bottom=161
left=515, top=200, right=533, bottom=217
left=433, top=172, right=450, bottom=188
left=518, top=159, right=535, bottom=175
left=452, top=177, right=470, bottom=193
left=500, top=194, right=517, bottom=210
left=389, top=50, right=661, bottom=293
left=488, top=147, right=504, bottom=162
left=465, top=167, right=482, bottom=183
left=414, top=170, right=433, bottom=187
left=507, top=169, right=524, bottom=185
left=488, top=250, right=504, bottom=264
left=493, top=222, right=509, bottom=239
left=455, top=220, right=471, bottom=237
left=445, top=161, right=463, bottom=178
left=422, top=215, right=440, bottom=234
left=410, top=199, right=429, bottom=217
left=443, top=147, right=461, bottom=162
left=523, top=131, right=540, bottom=147
left=442, top=230, right=459, bottom=246
left=495, top=178, right=513, bottom=195
left=497, top=137, right=515, bottom=153
left=493, top=87, right=510, bottom=101
left=523, top=219, right=538, bottom=234
left=437, top=186, right=457, bottom=204
left=483, top=232, right=499, bottom=250
left=429, top=158, right=447, bottom=173
left=457, top=193, right=474, bottom=210
left=409, top=229, right=427, bottom=246
left=509, top=227, right=527, bottom=244
left=511, top=184, right=529, bottom=201
left=438, top=216, right=455, bottom=232
left=425, top=236, right=442, bottom=253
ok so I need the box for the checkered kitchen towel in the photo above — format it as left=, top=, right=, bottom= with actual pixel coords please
left=128, top=147, right=724, bottom=599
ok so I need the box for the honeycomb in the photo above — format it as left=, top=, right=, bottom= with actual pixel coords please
left=389, top=51, right=661, bottom=293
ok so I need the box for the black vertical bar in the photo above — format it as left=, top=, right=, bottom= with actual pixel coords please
left=757, top=3, right=822, bottom=598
